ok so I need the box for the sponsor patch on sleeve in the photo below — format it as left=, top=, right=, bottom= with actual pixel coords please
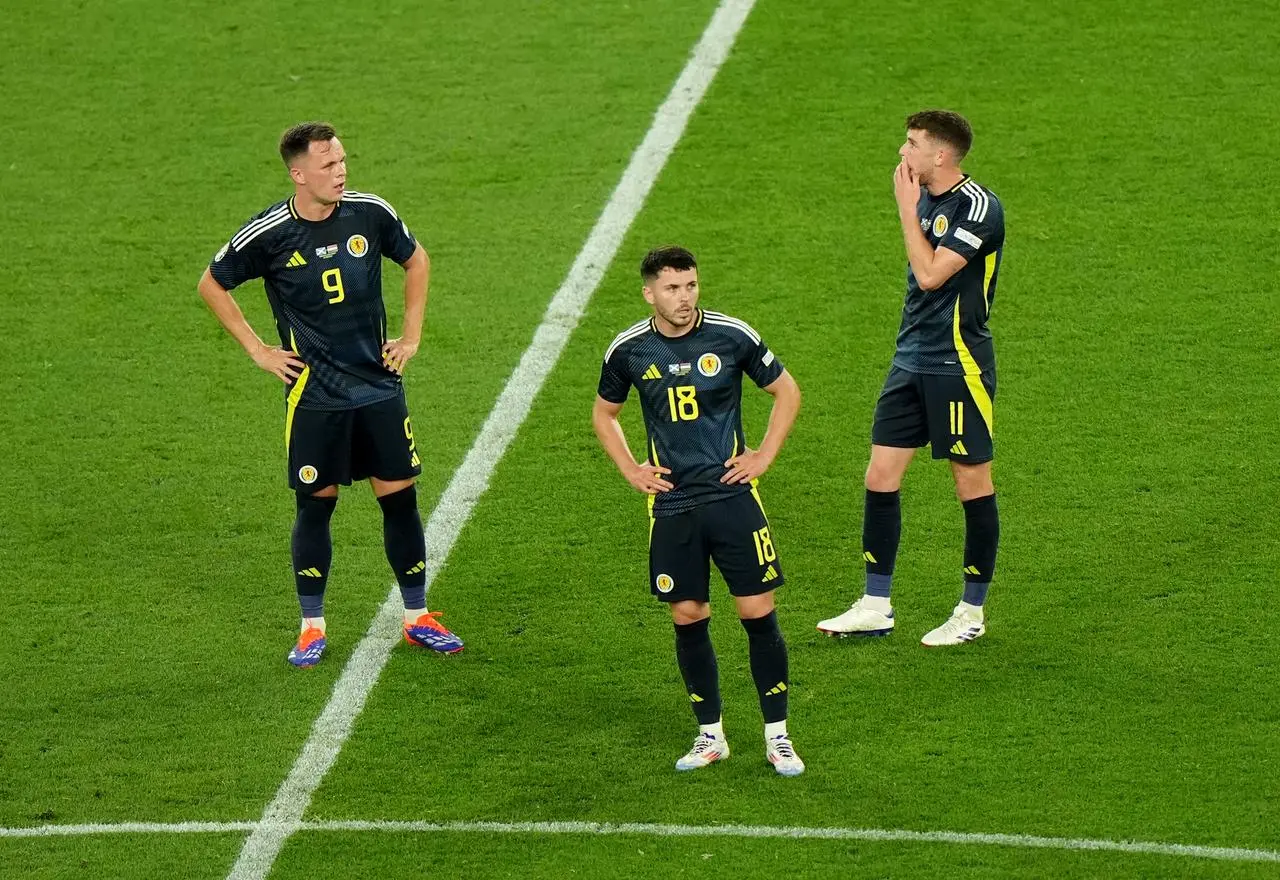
left=953, top=228, right=983, bottom=249
left=762, top=349, right=775, bottom=366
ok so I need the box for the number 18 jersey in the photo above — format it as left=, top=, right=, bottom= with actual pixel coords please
left=597, top=309, right=784, bottom=517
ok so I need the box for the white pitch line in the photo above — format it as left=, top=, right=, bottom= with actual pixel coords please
left=0, top=821, right=257, bottom=838
left=3, top=819, right=1278, bottom=865
left=224, top=2, right=759, bottom=878
left=315, top=820, right=1280, bottom=864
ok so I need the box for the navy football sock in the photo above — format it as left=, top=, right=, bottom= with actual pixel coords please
left=741, top=611, right=789, bottom=724
left=378, top=485, right=427, bottom=612
left=674, top=617, right=721, bottom=725
left=962, top=494, right=999, bottom=606
left=292, top=492, right=337, bottom=618
left=863, top=489, right=901, bottom=598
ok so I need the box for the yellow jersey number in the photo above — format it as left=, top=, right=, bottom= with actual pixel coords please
left=752, top=527, right=776, bottom=565
left=322, top=268, right=345, bottom=304
left=666, top=385, right=699, bottom=422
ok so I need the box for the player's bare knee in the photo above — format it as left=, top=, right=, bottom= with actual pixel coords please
left=734, top=592, right=775, bottom=621
left=865, top=469, right=901, bottom=492
left=308, top=485, right=339, bottom=499
left=865, top=459, right=906, bottom=492
left=951, top=463, right=993, bottom=501
left=670, top=601, right=711, bottom=626
left=865, top=445, right=913, bottom=492
left=370, top=476, right=415, bottom=498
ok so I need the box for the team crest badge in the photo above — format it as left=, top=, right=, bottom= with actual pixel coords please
left=932, top=215, right=949, bottom=237
left=346, top=234, right=369, bottom=258
left=315, top=244, right=339, bottom=259
left=655, top=573, right=675, bottom=594
left=214, top=242, right=229, bottom=261
left=697, top=353, right=722, bottom=377
left=298, top=465, right=318, bottom=484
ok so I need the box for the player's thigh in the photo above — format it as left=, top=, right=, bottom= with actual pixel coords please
left=287, top=406, right=355, bottom=490
left=921, top=371, right=995, bottom=463
left=649, top=509, right=711, bottom=604
left=706, top=491, right=784, bottom=598
left=351, top=393, right=423, bottom=482
left=871, top=366, right=929, bottom=451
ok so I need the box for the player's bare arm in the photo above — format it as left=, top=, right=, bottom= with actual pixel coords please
left=721, top=369, right=801, bottom=485
left=382, top=243, right=429, bottom=375
left=592, top=395, right=673, bottom=495
left=197, top=268, right=305, bottom=382
left=894, top=160, right=967, bottom=291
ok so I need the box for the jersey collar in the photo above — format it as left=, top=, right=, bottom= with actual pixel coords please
left=287, top=195, right=342, bottom=225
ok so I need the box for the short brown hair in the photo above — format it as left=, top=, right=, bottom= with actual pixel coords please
left=279, top=121, right=337, bottom=167
left=641, top=246, right=697, bottom=281
left=906, top=110, right=972, bottom=161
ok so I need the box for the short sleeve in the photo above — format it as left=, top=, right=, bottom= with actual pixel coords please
left=209, top=237, right=264, bottom=291
left=375, top=200, right=418, bottom=265
left=742, top=335, right=785, bottom=389
left=941, top=196, right=1003, bottom=262
left=597, top=349, right=632, bottom=404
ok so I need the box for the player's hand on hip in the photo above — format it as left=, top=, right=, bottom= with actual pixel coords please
left=252, top=344, right=306, bottom=383
left=893, top=159, right=920, bottom=212
left=382, top=337, right=419, bottom=375
left=626, top=462, right=673, bottom=495
left=721, top=447, right=773, bottom=485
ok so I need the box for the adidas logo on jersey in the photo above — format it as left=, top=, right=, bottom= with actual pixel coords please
left=285, top=251, right=307, bottom=268
left=641, top=364, right=662, bottom=380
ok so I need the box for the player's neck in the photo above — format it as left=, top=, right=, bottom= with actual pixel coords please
left=652, top=312, right=697, bottom=338
left=926, top=167, right=965, bottom=196
left=292, top=191, right=338, bottom=222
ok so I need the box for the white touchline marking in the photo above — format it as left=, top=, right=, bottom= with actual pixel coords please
left=2, top=819, right=1277, bottom=864
left=0, top=821, right=257, bottom=838
left=224, top=1, right=760, bottom=878
left=315, top=821, right=1280, bottom=863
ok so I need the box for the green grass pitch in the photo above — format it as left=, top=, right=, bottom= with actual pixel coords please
left=1, top=0, right=1277, bottom=877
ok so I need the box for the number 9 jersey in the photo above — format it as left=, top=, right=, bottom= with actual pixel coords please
left=208, top=191, right=418, bottom=411
left=597, top=309, right=784, bottom=517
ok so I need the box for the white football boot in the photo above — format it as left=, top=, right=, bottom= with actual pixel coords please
left=920, top=603, right=985, bottom=646
left=765, top=735, right=805, bottom=777
left=816, top=596, right=895, bottom=637
left=675, top=733, right=730, bottom=771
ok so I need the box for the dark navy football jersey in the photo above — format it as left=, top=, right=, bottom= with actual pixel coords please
left=892, top=175, right=1004, bottom=376
left=209, top=191, right=418, bottom=410
left=597, top=309, right=785, bottom=517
